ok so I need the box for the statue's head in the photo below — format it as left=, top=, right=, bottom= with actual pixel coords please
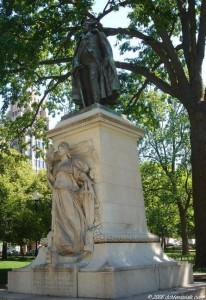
left=58, top=142, right=71, bottom=158
left=81, top=17, right=98, bottom=32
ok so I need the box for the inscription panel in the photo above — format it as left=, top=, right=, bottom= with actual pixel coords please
left=33, top=269, right=77, bottom=297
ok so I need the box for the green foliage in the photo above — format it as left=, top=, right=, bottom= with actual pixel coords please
left=0, top=150, right=52, bottom=247
left=122, top=93, right=194, bottom=247
left=0, top=150, right=34, bottom=243
left=117, top=81, right=194, bottom=247
left=0, top=0, right=94, bottom=150
left=0, top=0, right=205, bottom=265
left=141, top=161, right=179, bottom=239
left=0, top=0, right=205, bottom=150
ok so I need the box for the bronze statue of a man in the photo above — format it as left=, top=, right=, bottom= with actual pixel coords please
left=72, top=18, right=120, bottom=107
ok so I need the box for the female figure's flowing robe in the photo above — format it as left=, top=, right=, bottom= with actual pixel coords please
left=52, top=158, right=89, bottom=255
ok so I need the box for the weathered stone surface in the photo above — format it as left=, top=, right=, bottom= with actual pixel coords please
left=8, top=105, right=194, bottom=298
left=8, top=268, right=78, bottom=297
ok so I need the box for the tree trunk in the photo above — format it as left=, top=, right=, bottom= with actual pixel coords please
left=20, top=245, right=24, bottom=256
left=162, top=237, right=166, bottom=250
left=160, top=236, right=165, bottom=248
left=189, top=109, right=206, bottom=267
left=177, top=201, right=189, bottom=255
left=2, top=241, right=7, bottom=260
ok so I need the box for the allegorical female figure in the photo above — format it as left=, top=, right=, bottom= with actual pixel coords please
left=46, top=142, right=96, bottom=255
left=72, top=18, right=120, bottom=107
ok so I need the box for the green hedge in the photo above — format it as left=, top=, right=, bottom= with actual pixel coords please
left=0, top=268, right=12, bottom=286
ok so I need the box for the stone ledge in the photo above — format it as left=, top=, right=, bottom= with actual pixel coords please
left=47, top=104, right=144, bottom=138
left=1, top=283, right=206, bottom=299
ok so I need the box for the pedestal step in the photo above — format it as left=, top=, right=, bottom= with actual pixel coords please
left=1, top=283, right=206, bottom=299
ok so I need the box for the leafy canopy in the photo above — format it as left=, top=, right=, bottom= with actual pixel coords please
left=0, top=150, right=52, bottom=246
left=0, top=0, right=205, bottom=151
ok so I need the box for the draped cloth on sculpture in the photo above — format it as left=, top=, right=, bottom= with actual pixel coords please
left=52, top=158, right=94, bottom=255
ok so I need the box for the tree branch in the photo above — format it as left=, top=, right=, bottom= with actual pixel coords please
left=18, top=71, right=71, bottom=135
left=115, top=61, right=178, bottom=98
left=149, top=138, right=170, bottom=176
left=126, top=60, right=162, bottom=107
left=39, top=57, right=72, bottom=65
left=96, top=0, right=130, bottom=21
left=127, top=79, right=149, bottom=108
left=188, top=0, right=197, bottom=56
left=147, top=0, right=189, bottom=89
left=176, top=0, right=191, bottom=66
left=35, top=71, right=71, bottom=83
left=3, top=57, right=72, bottom=75
left=197, top=0, right=206, bottom=70
left=104, top=27, right=185, bottom=88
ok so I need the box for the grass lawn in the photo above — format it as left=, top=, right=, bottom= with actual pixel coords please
left=0, top=261, right=31, bottom=269
left=0, top=256, right=34, bottom=286
left=0, top=257, right=33, bottom=269
left=166, top=251, right=206, bottom=273
left=166, top=251, right=196, bottom=263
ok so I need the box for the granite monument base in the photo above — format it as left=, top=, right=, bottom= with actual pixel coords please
left=8, top=242, right=193, bottom=298
left=8, top=105, right=194, bottom=298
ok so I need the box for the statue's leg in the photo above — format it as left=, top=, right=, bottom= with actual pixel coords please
left=88, top=64, right=101, bottom=104
left=80, top=67, right=91, bottom=107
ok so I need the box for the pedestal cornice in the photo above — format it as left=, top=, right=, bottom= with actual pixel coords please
left=47, top=107, right=144, bottom=139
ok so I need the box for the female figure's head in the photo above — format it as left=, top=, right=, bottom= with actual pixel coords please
left=58, top=142, right=71, bottom=159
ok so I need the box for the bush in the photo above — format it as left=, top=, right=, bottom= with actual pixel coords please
left=0, top=268, right=12, bottom=286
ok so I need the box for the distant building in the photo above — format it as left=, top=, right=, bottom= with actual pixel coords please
left=7, top=100, right=48, bottom=172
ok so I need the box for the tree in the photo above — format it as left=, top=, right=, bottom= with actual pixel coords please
left=0, top=150, right=52, bottom=258
left=0, top=0, right=93, bottom=151
left=127, top=93, right=193, bottom=254
left=141, top=161, right=180, bottom=248
left=30, top=169, right=52, bottom=239
left=142, top=160, right=195, bottom=252
left=0, top=150, right=34, bottom=258
left=0, top=0, right=205, bottom=266
left=105, top=0, right=206, bottom=266
left=10, top=169, right=52, bottom=255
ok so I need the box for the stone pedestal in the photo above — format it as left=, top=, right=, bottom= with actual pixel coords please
left=49, top=104, right=150, bottom=242
left=8, top=104, right=193, bottom=298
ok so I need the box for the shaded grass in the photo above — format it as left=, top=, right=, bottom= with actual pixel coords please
left=166, top=251, right=206, bottom=273
left=0, top=256, right=33, bottom=269
left=0, top=260, right=32, bottom=269
left=0, top=256, right=33, bottom=285
left=194, top=267, right=206, bottom=273
left=166, top=251, right=196, bottom=263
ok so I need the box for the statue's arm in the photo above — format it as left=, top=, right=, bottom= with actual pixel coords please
left=78, top=172, right=93, bottom=191
left=46, top=169, right=55, bottom=191
left=73, top=37, right=84, bottom=68
left=72, top=159, right=93, bottom=188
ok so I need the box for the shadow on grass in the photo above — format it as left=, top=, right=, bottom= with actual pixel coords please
left=0, top=256, right=34, bottom=285
left=1, top=255, right=34, bottom=262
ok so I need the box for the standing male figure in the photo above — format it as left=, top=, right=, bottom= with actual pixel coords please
left=72, top=18, right=120, bottom=107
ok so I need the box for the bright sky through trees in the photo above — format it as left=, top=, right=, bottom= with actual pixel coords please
left=1, top=1, right=205, bottom=129
left=93, top=0, right=206, bottom=81
left=49, top=0, right=205, bottom=128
